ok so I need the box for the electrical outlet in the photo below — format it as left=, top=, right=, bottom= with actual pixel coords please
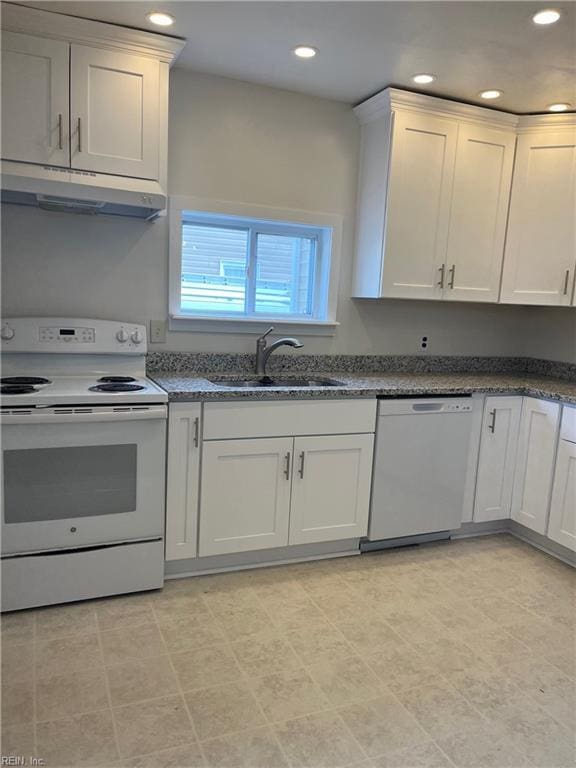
left=419, top=335, right=429, bottom=351
left=150, top=320, right=167, bottom=343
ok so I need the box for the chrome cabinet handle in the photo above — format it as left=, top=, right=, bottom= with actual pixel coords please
left=57, top=114, right=63, bottom=150
left=193, top=417, right=199, bottom=448
left=437, top=264, right=445, bottom=288
left=284, top=452, right=291, bottom=480
left=563, top=270, right=570, bottom=295
left=77, top=117, right=82, bottom=152
left=488, top=409, right=497, bottom=433
left=448, top=264, right=456, bottom=289
left=298, top=451, right=305, bottom=479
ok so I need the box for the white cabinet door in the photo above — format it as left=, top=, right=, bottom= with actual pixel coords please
left=165, top=404, right=201, bottom=561
left=70, top=45, right=160, bottom=179
left=382, top=110, right=458, bottom=299
left=511, top=398, right=560, bottom=534
left=500, top=128, right=576, bottom=305
left=474, top=396, right=522, bottom=522
left=548, top=438, right=576, bottom=552
left=1, top=32, right=69, bottom=167
left=445, top=124, right=516, bottom=302
left=289, top=434, right=374, bottom=545
left=199, top=438, right=292, bottom=556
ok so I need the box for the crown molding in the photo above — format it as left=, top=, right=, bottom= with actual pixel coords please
left=1, top=3, right=186, bottom=65
left=355, top=87, right=576, bottom=132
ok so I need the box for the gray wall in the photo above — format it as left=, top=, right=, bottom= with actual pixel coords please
left=2, top=69, right=571, bottom=361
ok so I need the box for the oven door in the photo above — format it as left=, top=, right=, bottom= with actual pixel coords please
left=1, top=405, right=167, bottom=555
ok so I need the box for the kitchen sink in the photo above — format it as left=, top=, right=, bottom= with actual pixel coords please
left=210, top=376, right=344, bottom=388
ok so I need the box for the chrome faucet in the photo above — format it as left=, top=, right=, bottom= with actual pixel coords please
left=255, top=327, right=303, bottom=375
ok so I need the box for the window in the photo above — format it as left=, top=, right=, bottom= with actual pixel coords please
left=169, top=201, right=340, bottom=331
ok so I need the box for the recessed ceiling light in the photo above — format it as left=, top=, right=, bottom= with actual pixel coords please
left=479, top=89, right=503, bottom=100
left=412, top=74, right=437, bottom=85
left=532, top=8, right=561, bottom=24
left=548, top=103, right=571, bottom=112
left=292, top=45, right=318, bottom=59
left=146, top=11, right=174, bottom=27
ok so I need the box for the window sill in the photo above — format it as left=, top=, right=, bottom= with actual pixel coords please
left=169, top=314, right=339, bottom=336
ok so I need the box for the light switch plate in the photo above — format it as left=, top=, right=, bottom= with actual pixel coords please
left=150, top=320, right=167, bottom=343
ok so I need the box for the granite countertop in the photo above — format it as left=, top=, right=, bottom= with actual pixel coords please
left=150, top=371, right=576, bottom=405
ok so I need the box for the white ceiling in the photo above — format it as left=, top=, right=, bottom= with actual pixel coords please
left=16, top=1, right=576, bottom=112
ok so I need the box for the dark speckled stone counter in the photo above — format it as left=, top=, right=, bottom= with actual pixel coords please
left=150, top=372, right=576, bottom=405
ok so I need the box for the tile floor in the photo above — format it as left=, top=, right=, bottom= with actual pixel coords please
left=1, top=534, right=575, bottom=768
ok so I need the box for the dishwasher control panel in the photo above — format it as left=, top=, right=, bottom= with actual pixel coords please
left=442, top=402, right=472, bottom=412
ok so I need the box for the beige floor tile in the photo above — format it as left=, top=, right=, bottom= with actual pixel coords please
left=1, top=722, right=36, bottom=758
left=501, top=657, right=576, bottom=729
left=370, top=741, right=452, bottom=768
left=96, top=596, right=155, bottom=631
left=113, top=695, right=195, bottom=758
left=446, top=665, right=520, bottom=717
left=385, top=614, right=456, bottom=645
left=123, top=742, right=205, bottom=767
left=213, top=606, right=272, bottom=642
left=365, top=646, right=446, bottom=694
left=185, top=681, right=266, bottom=742
left=334, top=616, right=405, bottom=654
left=262, top=596, right=325, bottom=633
left=412, top=638, right=488, bottom=679
left=35, top=632, right=103, bottom=673
left=37, top=709, right=119, bottom=766
left=171, top=644, right=243, bottom=692
left=274, top=710, right=362, bottom=768
left=506, top=616, right=573, bottom=656
left=286, top=617, right=353, bottom=665
left=308, top=654, right=384, bottom=707
left=471, top=596, right=539, bottom=627
left=107, top=656, right=179, bottom=707
left=202, top=725, right=289, bottom=767
left=202, top=587, right=262, bottom=616
left=438, top=723, right=530, bottom=768
left=397, top=682, right=483, bottom=741
left=425, top=600, right=494, bottom=635
left=1, top=638, right=33, bottom=685
left=35, top=602, right=97, bottom=640
left=249, top=667, right=330, bottom=723
left=36, top=666, right=109, bottom=721
left=153, top=594, right=212, bottom=624
left=158, top=615, right=226, bottom=655
left=460, top=627, right=531, bottom=668
left=101, top=623, right=166, bottom=665
left=230, top=630, right=301, bottom=677
left=1, top=679, right=34, bottom=725
left=1, top=610, right=35, bottom=641
left=338, top=693, right=429, bottom=758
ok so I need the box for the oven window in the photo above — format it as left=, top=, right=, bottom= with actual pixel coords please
left=3, top=445, right=137, bottom=523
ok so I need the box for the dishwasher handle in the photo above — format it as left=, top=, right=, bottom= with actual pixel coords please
left=411, top=402, right=445, bottom=412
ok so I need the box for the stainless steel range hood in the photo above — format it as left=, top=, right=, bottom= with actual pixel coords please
left=1, top=161, right=167, bottom=220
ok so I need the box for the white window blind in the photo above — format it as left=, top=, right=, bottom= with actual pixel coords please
left=178, top=212, right=329, bottom=321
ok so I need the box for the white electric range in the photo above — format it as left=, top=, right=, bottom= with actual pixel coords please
left=1, top=317, right=168, bottom=611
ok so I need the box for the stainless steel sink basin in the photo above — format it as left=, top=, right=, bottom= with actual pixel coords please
left=210, top=376, right=343, bottom=388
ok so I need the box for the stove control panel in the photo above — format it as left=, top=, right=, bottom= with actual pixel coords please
left=1, top=318, right=147, bottom=354
left=40, top=327, right=95, bottom=344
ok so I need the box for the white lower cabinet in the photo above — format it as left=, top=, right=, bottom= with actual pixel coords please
left=510, top=398, right=560, bottom=534
left=473, top=396, right=522, bottom=522
left=547, top=406, right=576, bottom=552
left=199, top=438, right=292, bottom=557
left=289, top=434, right=374, bottom=545
left=165, top=403, right=201, bottom=561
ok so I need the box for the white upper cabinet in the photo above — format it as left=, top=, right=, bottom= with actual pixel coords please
left=444, top=124, right=516, bottom=302
left=510, top=398, right=560, bottom=535
left=70, top=46, right=160, bottom=179
left=381, top=110, right=458, bottom=300
left=1, top=32, right=70, bottom=167
left=500, top=124, right=576, bottom=306
left=353, top=89, right=517, bottom=302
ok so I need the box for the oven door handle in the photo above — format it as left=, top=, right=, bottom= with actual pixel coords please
left=1, top=405, right=168, bottom=425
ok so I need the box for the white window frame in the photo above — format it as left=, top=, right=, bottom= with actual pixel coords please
left=169, top=196, right=341, bottom=335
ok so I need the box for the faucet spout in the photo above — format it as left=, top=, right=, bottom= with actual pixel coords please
left=255, top=328, right=304, bottom=375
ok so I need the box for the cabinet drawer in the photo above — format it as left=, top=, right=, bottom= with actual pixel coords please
left=203, top=399, right=377, bottom=440
left=561, top=405, right=576, bottom=443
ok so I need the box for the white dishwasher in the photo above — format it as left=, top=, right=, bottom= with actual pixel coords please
left=367, top=397, right=473, bottom=544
